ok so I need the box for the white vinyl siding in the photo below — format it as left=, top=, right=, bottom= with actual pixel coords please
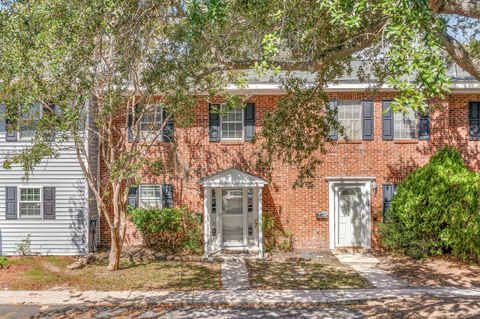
left=139, top=185, right=162, bottom=208
left=19, top=188, right=42, bottom=218
left=221, top=107, right=243, bottom=140
left=337, top=100, right=362, bottom=140
left=0, top=129, right=88, bottom=255
left=394, top=109, right=417, bottom=139
left=139, top=105, right=163, bottom=141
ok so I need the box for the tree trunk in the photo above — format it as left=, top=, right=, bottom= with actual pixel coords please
left=107, top=229, right=122, bottom=271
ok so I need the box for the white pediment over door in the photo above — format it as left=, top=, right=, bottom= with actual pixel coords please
left=199, top=168, right=268, bottom=188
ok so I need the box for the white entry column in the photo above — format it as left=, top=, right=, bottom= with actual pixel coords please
left=258, top=187, right=263, bottom=258
left=203, top=188, right=210, bottom=258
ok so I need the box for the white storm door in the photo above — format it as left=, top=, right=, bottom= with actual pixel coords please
left=337, top=186, right=363, bottom=247
left=222, top=189, right=244, bottom=246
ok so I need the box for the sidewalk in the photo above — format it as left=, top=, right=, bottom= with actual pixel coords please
left=2, top=287, right=480, bottom=306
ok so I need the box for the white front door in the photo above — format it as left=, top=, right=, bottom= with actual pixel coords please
left=337, top=186, right=364, bottom=247
left=222, top=189, right=245, bottom=246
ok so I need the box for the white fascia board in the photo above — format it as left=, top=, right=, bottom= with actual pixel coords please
left=123, top=80, right=480, bottom=96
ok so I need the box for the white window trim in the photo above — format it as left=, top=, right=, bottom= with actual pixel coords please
left=139, top=104, right=164, bottom=142
left=138, top=184, right=163, bottom=209
left=337, top=100, right=362, bottom=140
left=18, top=104, right=43, bottom=141
left=220, top=104, right=244, bottom=141
left=18, top=186, right=43, bottom=219
left=393, top=110, right=418, bottom=140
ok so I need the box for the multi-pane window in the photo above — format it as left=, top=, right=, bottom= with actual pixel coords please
left=337, top=100, right=362, bottom=140
left=394, top=109, right=417, bottom=139
left=19, top=188, right=41, bottom=218
left=19, top=103, right=42, bottom=140
left=139, top=105, right=163, bottom=140
left=221, top=106, right=243, bottom=140
left=139, top=185, right=162, bottom=208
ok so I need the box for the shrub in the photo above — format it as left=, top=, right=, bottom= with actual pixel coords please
left=263, top=215, right=294, bottom=252
left=0, top=257, right=8, bottom=268
left=379, top=145, right=480, bottom=261
left=129, top=207, right=203, bottom=255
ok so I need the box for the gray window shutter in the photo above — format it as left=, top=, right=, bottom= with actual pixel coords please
left=328, top=100, right=338, bottom=140
left=382, top=101, right=394, bottom=140
left=5, top=106, right=17, bottom=142
left=418, top=111, right=430, bottom=140
left=162, top=109, right=174, bottom=142
left=209, top=104, right=220, bottom=141
left=5, top=186, right=17, bottom=220
left=0, top=105, right=6, bottom=136
left=382, top=184, right=396, bottom=218
left=469, top=102, right=480, bottom=141
left=162, top=184, right=173, bottom=208
left=244, top=103, right=256, bottom=141
left=43, top=187, right=56, bottom=220
left=362, top=100, right=374, bottom=140
left=128, top=187, right=138, bottom=208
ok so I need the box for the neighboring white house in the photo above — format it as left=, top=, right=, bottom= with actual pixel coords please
left=0, top=105, right=93, bottom=256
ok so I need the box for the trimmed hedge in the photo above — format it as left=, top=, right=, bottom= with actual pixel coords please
left=379, top=145, right=480, bottom=260
left=129, top=207, right=202, bottom=255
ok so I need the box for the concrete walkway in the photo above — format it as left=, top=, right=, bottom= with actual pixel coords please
left=221, top=257, right=250, bottom=290
left=335, top=253, right=406, bottom=289
left=1, top=288, right=480, bottom=306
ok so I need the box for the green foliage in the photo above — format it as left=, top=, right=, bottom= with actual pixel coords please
left=129, top=207, right=203, bottom=255
left=262, top=215, right=294, bottom=253
left=379, top=146, right=480, bottom=261
left=0, top=257, right=8, bottom=268
left=16, top=234, right=32, bottom=256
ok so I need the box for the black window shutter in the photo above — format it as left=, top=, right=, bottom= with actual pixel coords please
left=43, top=187, right=56, bottom=220
left=5, top=106, right=17, bottom=142
left=209, top=104, right=220, bottom=141
left=128, top=187, right=138, bottom=208
left=418, top=110, right=430, bottom=140
left=5, top=186, right=17, bottom=220
left=244, top=103, right=256, bottom=141
left=127, top=112, right=134, bottom=142
left=382, top=184, right=396, bottom=218
left=328, top=100, right=338, bottom=140
left=162, top=184, right=173, bottom=208
left=162, top=109, right=174, bottom=142
left=382, top=101, right=394, bottom=140
left=362, top=100, right=374, bottom=140
left=469, top=102, right=480, bottom=141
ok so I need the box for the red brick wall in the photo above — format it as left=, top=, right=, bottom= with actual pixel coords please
left=100, top=92, right=480, bottom=251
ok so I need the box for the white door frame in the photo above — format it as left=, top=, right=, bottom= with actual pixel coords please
left=204, top=186, right=263, bottom=257
left=326, top=177, right=374, bottom=250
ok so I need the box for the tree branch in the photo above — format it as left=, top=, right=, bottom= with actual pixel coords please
left=428, top=0, right=480, bottom=19
left=440, top=32, right=480, bottom=81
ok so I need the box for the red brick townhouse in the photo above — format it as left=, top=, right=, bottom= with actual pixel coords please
left=101, top=64, right=480, bottom=257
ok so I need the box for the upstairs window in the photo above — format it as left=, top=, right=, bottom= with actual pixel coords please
left=139, top=105, right=163, bottom=141
left=220, top=106, right=244, bottom=140
left=337, top=100, right=362, bottom=140
left=19, top=103, right=42, bottom=140
left=394, top=109, right=417, bottom=139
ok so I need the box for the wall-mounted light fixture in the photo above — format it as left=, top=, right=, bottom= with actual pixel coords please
left=371, top=180, right=378, bottom=194
left=316, top=211, right=328, bottom=220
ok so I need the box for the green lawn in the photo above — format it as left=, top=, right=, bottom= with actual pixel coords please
left=1, top=256, right=221, bottom=291
left=246, top=259, right=371, bottom=290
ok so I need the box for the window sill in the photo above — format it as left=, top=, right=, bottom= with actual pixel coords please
left=394, top=140, right=419, bottom=144
left=337, top=140, right=363, bottom=144
left=219, top=140, right=245, bottom=145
